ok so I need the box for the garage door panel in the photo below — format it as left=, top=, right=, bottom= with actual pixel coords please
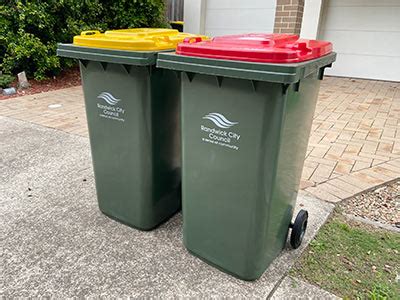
left=328, top=0, right=400, bottom=7
left=320, top=0, right=400, bottom=80
left=325, top=53, right=400, bottom=82
left=322, top=7, right=400, bottom=31
left=321, top=31, right=400, bottom=57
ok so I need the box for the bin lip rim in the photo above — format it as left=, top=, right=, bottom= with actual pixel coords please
left=57, top=43, right=171, bottom=66
left=158, top=51, right=337, bottom=68
left=157, top=51, right=337, bottom=83
left=57, top=43, right=174, bottom=54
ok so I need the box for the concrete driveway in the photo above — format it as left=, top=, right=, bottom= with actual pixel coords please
left=1, top=76, right=398, bottom=298
left=0, top=116, right=334, bottom=298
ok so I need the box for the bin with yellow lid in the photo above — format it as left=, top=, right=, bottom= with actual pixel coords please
left=72, top=28, right=202, bottom=51
left=57, top=28, right=207, bottom=230
left=169, top=21, right=184, bottom=32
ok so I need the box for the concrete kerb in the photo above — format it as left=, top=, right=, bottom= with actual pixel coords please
left=270, top=276, right=340, bottom=300
left=343, top=213, right=400, bottom=233
left=302, top=177, right=400, bottom=232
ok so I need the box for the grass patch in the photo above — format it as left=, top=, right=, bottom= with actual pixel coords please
left=291, top=213, right=400, bottom=299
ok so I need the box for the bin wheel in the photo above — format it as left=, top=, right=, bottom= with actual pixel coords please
left=290, top=209, right=308, bottom=249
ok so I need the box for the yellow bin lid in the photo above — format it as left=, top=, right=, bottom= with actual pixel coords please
left=73, top=28, right=207, bottom=51
left=170, top=21, right=184, bottom=25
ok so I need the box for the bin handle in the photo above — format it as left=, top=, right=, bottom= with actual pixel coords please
left=183, top=37, right=203, bottom=44
left=291, top=42, right=311, bottom=52
left=81, top=30, right=101, bottom=36
left=154, top=36, right=171, bottom=42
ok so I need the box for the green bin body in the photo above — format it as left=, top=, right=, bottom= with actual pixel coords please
left=157, top=52, right=336, bottom=279
left=170, top=21, right=184, bottom=32
left=57, top=45, right=181, bottom=230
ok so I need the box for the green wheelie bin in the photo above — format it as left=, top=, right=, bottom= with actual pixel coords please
left=170, top=21, right=184, bottom=32
left=157, top=33, right=336, bottom=279
left=57, top=29, right=206, bottom=230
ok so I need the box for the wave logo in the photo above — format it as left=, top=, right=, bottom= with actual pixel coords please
left=203, top=112, right=238, bottom=129
left=97, top=92, right=121, bottom=105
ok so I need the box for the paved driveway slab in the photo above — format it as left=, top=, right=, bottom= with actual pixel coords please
left=1, top=77, right=398, bottom=204
left=1, top=116, right=334, bottom=298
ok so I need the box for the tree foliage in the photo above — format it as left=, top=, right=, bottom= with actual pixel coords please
left=0, top=0, right=167, bottom=80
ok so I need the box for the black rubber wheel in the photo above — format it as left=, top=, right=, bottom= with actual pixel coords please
left=290, top=209, right=308, bottom=249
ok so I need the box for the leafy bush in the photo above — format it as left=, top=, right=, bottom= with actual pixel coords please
left=0, top=74, right=15, bottom=88
left=0, top=0, right=167, bottom=80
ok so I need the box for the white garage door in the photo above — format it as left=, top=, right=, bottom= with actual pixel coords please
left=204, top=0, right=276, bottom=37
left=319, top=0, right=400, bottom=81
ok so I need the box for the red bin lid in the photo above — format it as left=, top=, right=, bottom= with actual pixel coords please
left=176, top=33, right=332, bottom=63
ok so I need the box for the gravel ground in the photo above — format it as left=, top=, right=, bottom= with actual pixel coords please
left=340, top=180, right=400, bottom=228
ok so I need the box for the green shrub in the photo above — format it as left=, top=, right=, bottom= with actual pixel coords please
left=0, top=74, right=15, bottom=88
left=0, top=0, right=167, bottom=80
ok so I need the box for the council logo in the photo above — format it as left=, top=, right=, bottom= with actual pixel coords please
left=97, top=92, right=121, bottom=106
left=203, top=112, right=238, bottom=129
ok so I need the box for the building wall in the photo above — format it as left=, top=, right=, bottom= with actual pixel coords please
left=204, top=0, right=276, bottom=36
left=184, top=0, right=276, bottom=36
left=184, top=0, right=206, bottom=34
left=274, top=0, right=305, bottom=35
left=300, top=0, right=323, bottom=39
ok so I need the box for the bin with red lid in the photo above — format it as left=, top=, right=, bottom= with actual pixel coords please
left=157, top=33, right=336, bottom=280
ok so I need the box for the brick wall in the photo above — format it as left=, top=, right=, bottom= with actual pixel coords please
left=274, top=0, right=305, bottom=35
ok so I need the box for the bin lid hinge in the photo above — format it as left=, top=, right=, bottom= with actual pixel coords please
left=79, top=59, right=89, bottom=68
left=215, top=76, right=223, bottom=87
left=282, top=83, right=290, bottom=95
left=251, top=80, right=258, bottom=92
left=185, top=72, right=195, bottom=82
left=294, top=81, right=300, bottom=92
left=122, top=64, right=132, bottom=74
left=318, top=64, right=331, bottom=80
left=100, top=62, right=108, bottom=71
